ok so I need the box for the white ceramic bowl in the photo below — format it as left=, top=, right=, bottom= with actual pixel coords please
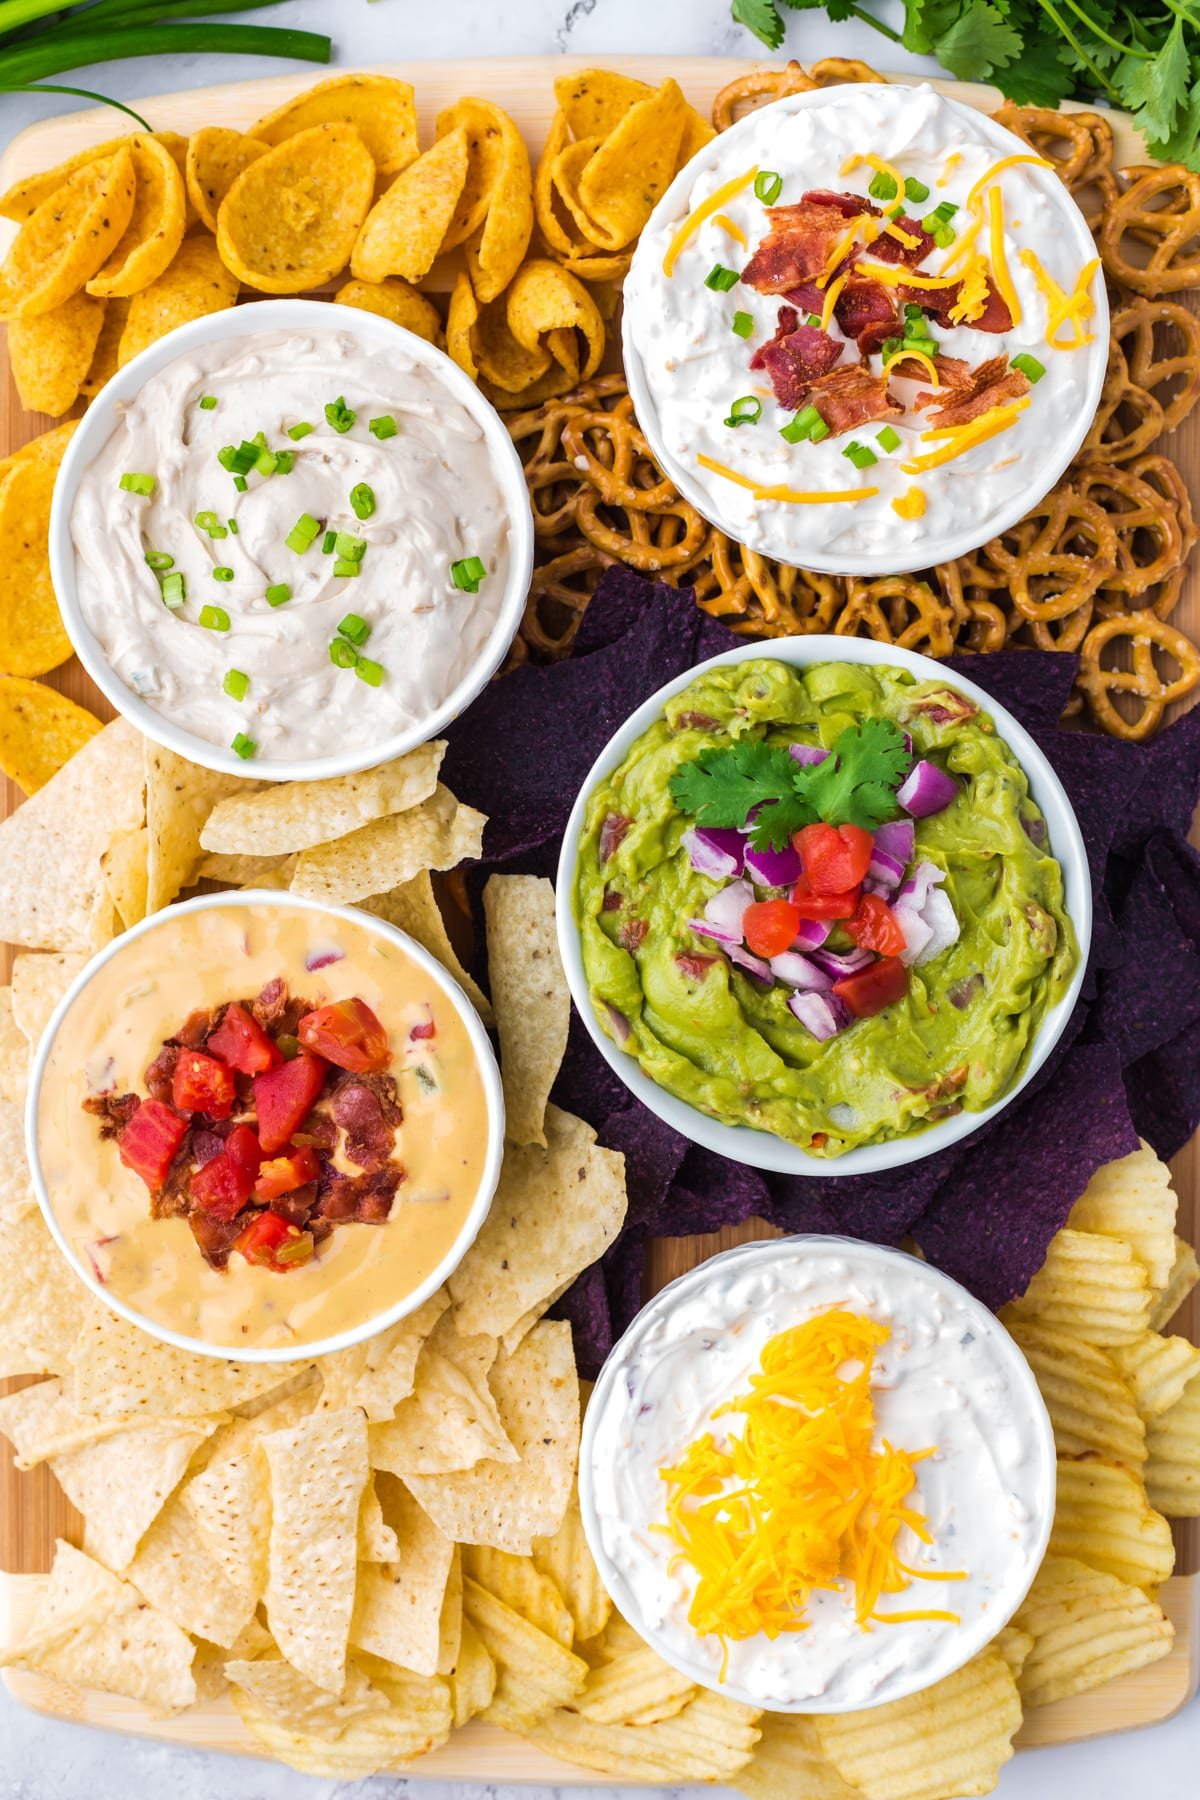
left=578, top=1235, right=1057, bottom=1713
left=25, top=889, right=506, bottom=1363
left=623, top=83, right=1109, bottom=576
left=48, top=298, right=534, bottom=783
left=555, top=636, right=1091, bottom=1178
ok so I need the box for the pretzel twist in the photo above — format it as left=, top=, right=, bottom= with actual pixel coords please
left=1101, top=166, right=1200, bottom=296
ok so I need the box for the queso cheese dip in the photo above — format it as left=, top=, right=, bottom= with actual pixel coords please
left=34, top=900, right=493, bottom=1351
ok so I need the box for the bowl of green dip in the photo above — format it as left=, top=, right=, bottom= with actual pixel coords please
left=557, top=638, right=1090, bottom=1177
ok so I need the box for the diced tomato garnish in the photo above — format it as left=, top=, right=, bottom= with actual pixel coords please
left=254, top=1145, right=321, bottom=1200
left=118, top=1098, right=188, bottom=1193
left=792, top=874, right=861, bottom=921
left=833, top=955, right=909, bottom=1018
left=793, top=823, right=874, bottom=895
left=253, top=1048, right=327, bottom=1153
left=743, top=898, right=802, bottom=959
left=226, top=1123, right=263, bottom=1184
left=190, top=1150, right=254, bottom=1220
left=172, top=1048, right=236, bottom=1120
left=296, top=997, right=390, bottom=1073
left=206, top=1001, right=282, bottom=1075
left=233, top=1208, right=314, bottom=1271
left=846, top=892, right=907, bottom=957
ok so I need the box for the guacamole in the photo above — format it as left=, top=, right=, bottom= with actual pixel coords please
left=573, top=660, right=1078, bottom=1156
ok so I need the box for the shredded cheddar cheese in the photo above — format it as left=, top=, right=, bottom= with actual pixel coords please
left=901, top=399, right=1029, bottom=473
left=1018, top=248, right=1098, bottom=348
left=697, top=454, right=876, bottom=505
left=883, top=219, right=921, bottom=250
left=663, top=167, right=759, bottom=277
left=819, top=274, right=848, bottom=332
left=656, top=1311, right=965, bottom=1662
left=936, top=208, right=983, bottom=274
left=893, top=486, right=927, bottom=520
left=937, top=151, right=962, bottom=188
left=884, top=346, right=939, bottom=387
left=816, top=214, right=882, bottom=285
left=965, top=153, right=1051, bottom=210
left=986, top=185, right=1021, bottom=328
left=714, top=213, right=747, bottom=248
left=855, top=262, right=962, bottom=291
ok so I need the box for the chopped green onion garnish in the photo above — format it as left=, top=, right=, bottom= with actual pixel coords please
left=724, top=395, right=762, bottom=429
left=265, top=582, right=292, bottom=607
left=704, top=264, right=740, bottom=292
left=194, top=510, right=225, bottom=538
left=731, top=311, right=754, bottom=339
left=337, top=612, right=370, bottom=647
left=287, top=421, right=314, bottom=441
left=806, top=313, right=821, bottom=328
left=450, top=555, right=487, bottom=592
left=932, top=223, right=955, bottom=249
left=355, top=657, right=384, bottom=687
left=904, top=176, right=930, bottom=203
left=161, top=572, right=186, bottom=609
left=233, top=475, right=248, bottom=493
left=369, top=415, right=397, bottom=440
left=219, top=442, right=258, bottom=475
left=254, top=446, right=278, bottom=477
left=325, top=395, right=357, bottom=433
left=350, top=482, right=375, bottom=520
left=877, top=425, right=901, bottom=453
left=333, top=531, right=366, bottom=562
left=285, top=513, right=322, bottom=554
left=223, top=668, right=249, bottom=701
left=199, top=395, right=217, bottom=411
left=779, top=417, right=808, bottom=444
left=881, top=335, right=903, bottom=360
left=212, top=566, right=234, bottom=582
left=199, top=605, right=230, bottom=631
left=868, top=170, right=898, bottom=202
left=842, top=440, right=878, bottom=470
left=273, top=450, right=295, bottom=475
left=321, top=529, right=337, bottom=554
left=144, top=550, right=173, bottom=571
left=329, top=638, right=358, bottom=669
left=227, top=519, right=238, bottom=535
left=934, top=199, right=957, bottom=221
left=231, top=732, right=257, bottom=760
left=1011, top=352, right=1046, bottom=383
left=119, top=472, right=156, bottom=496
left=754, top=170, right=783, bottom=205
left=780, top=403, right=824, bottom=445
left=808, top=417, right=830, bottom=442
left=333, top=558, right=361, bottom=578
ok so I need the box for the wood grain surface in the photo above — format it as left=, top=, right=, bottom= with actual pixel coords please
left=0, top=57, right=1196, bottom=1765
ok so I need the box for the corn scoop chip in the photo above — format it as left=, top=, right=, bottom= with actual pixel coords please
left=554, top=68, right=656, bottom=139
left=1048, top=1455, right=1175, bottom=1587
left=1111, top=1329, right=1200, bottom=1419
left=1145, top=1368, right=1200, bottom=1515
left=250, top=73, right=419, bottom=179
left=335, top=275, right=444, bottom=344
left=0, top=429, right=75, bottom=678
left=119, top=235, right=239, bottom=365
left=1013, top=1554, right=1174, bottom=1707
left=0, top=678, right=102, bottom=796
left=352, top=128, right=470, bottom=286
left=217, top=123, right=375, bottom=293
left=8, top=290, right=105, bottom=415
left=1006, top=1319, right=1146, bottom=1467
left=534, top=111, right=595, bottom=260
left=80, top=294, right=129, bottom=396
left=436, top=97, right=533, bottom=302
left=86, top=134, right=186, bottom=298
left=185, top=127, right=270, bottom=234
left=0, top=150, right=135, bottom=318
left=576, top=79, right=687, bottom=248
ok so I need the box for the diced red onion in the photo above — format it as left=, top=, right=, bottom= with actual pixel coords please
left=867, top=846, right=905, bottom=889
left=789, top=743, right=830, bottom=767
left=603, top=1002, right=631, bottom=1044
left=770, top=952, right=834, bottom=991
left=683, top=826, right=745, bottom=880
left=809, top=946, right=874, bottom=979
left=863, top=877, right=890, bottom=898
left=306, top=942, right=344, bottom=971
left=728, top=944, right=774, bottom=986
left=704, top=878, right=754, bottom=936
left=893, top=903, right=934, bottom=966
left=687, top=917, right=742, bottom=947
left=793, top=917, right=832, bottom=951
left=896, top=860, right=945, bottom=910
left=873, top=819, right=915, bottom=865
left=745, top=842, right=802, bottom=887
left=913, top=886, right=960, bottom=966
left=892, top=862, right=960, bottom=967
left=788, top=990, right=849, bottom=1041
left=897, top=759, right=959, bottom=818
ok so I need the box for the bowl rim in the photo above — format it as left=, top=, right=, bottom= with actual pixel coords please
left=24, top=887, right=507, bottom=1363
left=577, top=1232, right=1057, bottom=1714
left=554, top=633, right=1093, bottom=1178
left=47, top=296, right=534, bottom=784
left=622, top=81, right=1110, bottom=578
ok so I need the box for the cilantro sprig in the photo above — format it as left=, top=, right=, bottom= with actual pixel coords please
left=730, top=1, right=1200, bottom=168
left=670, top=719, right=910, bottom=852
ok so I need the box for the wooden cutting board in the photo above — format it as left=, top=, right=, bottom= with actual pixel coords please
left=0, top=57, right=1196, bottom=1774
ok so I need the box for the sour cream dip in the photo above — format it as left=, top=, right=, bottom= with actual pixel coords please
left=624, top=83, right=1108, bottom=574
left=580, top=1236, right=1055, bottom=1712
left=65, top=316, right=521, bottom=769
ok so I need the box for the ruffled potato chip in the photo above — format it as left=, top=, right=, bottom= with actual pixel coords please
left=86, top=134, right=186, bottom=298
left=0, top=149, right=135, bottom=319
left=435, top=98, right=533, bottom=302
left=185, top=127, right=270, bottom=234
left=250, top=73, right=419, bottom=180
left=334, top=275, right=443, bottom=345
left=8, top=289, right=105, bottom=415
left=80, top=295, right=129, bottom=396
left=119, top=236, right=239, bottom=366
left=352, top=127, right=469, bottom=286
left=0, top=426, right=76, bottom=677
left=0, top=678, right=103, bottom=795
left=217, top=123, right=375, bottom=294
left=577, top=79, right=688, bottom=247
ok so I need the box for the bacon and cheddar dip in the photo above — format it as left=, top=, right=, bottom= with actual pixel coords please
left=33, top=896, right=497, bottom=1352
left=623, top=84, right=1108, bottom=573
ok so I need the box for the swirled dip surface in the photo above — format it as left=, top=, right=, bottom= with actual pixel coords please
left=70, top=328, right=511, bottom=760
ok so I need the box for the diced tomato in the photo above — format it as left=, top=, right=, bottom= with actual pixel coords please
left=833, top=955, right=910, bottom=1018
left=297, top=997, right=390, bottom=1073
left=118, top=1098, right=188, bottom=1193
left=792, top=874, right=861, bottom=921
left=846, top=892, right=906, bottom=957
left=793, top=823, right=874, bottom=895
left=233, top=1208, right=314, bottom=1271
left=255, top=1145, right=321, bottom=1200
left=206, top=1001, right=282, bottom=1075
left=172, top=1048, right=236, bottom=1120
left=190, top=1150, right=254, bottom=1220
left=743, top=898, right=801, bottom=959
left=253, top=1049, right=327, bottom=1153
left=226, top=1123, right=263, bottom=1184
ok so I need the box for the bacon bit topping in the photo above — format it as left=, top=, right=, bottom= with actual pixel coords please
left=900, top=398, right=1030, bottom=473
left=742, top=196, right=875, bottom=294
left=865, top=215, right=935, bottom=268
left=918, top=354, right=1031, bottom=429
left=804, top=364, right=903, bottom=438
left=833, top=279, right=899, bottom=354
left=749, top=305, right=843, bottom=409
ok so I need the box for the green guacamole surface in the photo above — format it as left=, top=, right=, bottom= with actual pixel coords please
left=573, top=660, right=1079, bottom=1156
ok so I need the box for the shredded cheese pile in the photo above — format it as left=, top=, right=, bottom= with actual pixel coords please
left=657, top=1310, right=964, bottom=1670
left=662, top=167, right=759, bottom=277
left=1018, top=248, right=1100, bottom=349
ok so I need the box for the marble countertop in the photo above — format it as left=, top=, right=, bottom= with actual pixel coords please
left=0, top=1, right=1196, bottom=1791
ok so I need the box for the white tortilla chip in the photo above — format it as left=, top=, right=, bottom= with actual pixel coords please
left=69, top=1307, right=308, bottom=1415
left=0, top=989, right=28, bottom=1105
left=180, top=1445, right=271, bottom=1607
left=483, top=875, right=569, bottom=1146
left=66, top=1413, right=222, bottom=1571
left=0, top=1374, right=154, bottom=1467
left=11, top=950, right=86, bottom=1050
left=359, top=871, right=494, bottom=1024
left=126, top=1492, right=256, bottom=1647
left=0, top=1100, right=36, bottom=1220
left=359, top=1474, right=400, bottom=1561
left=0, top=1210, right=99, bottom=1379
left=144, top=740, right=259, bottom=913
left=290, top=784, right=486, bottom=905
left=200, top=742, right=446, bottom=856
left=317, top=1291, right=448, bottom=1420
left=350, top=1477, right=456, bottom=1675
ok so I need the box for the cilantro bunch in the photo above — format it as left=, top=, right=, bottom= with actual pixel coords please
left=730, top=0, right=1200, bottom=168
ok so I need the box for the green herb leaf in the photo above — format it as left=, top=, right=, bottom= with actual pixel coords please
left=1120, top=20, right=1192, bottom=146
left=931, top=0, right=1023, bottom=81
left=731, top=0, right=786, bottom=50
left=800, top=718, right=911, bottom=831
left=670, top=738, right=807, bottom=833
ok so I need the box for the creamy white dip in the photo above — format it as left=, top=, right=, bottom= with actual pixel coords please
left=624, top=84, right=1108, bottom=573
left=70, top=327, right=512, bottom=762
left=581, top=1237, right=1055, bottom=1711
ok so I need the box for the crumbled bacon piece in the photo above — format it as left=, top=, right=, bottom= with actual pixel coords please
left=316, top=1163, right=403, bottom=1223
left=742, top=197, right=872, bottom=294
left=749, top=305, right=843, bottom=409
left=805, top=365, right=903, bottom=437
left=898, top=278, right=1012, bottom=334
left=800, top=188, right=879, bottom=220
left=82, top=1092, right=140, bottom=1139
left=330, top=1072, right=402, bottom=1172
left=783, top=281, right=826, bottom=314
left=142, top=1044, right=178, bottom=1105
left=173, top=1009, right=215, bottom=1049
left=918, top=354, right=1031, bottom=428
left=866, top=214, right=935, bottom=267
left=187, top=1210, right=244, bottom=1270
left=833, top=280, right=899, bottom=354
